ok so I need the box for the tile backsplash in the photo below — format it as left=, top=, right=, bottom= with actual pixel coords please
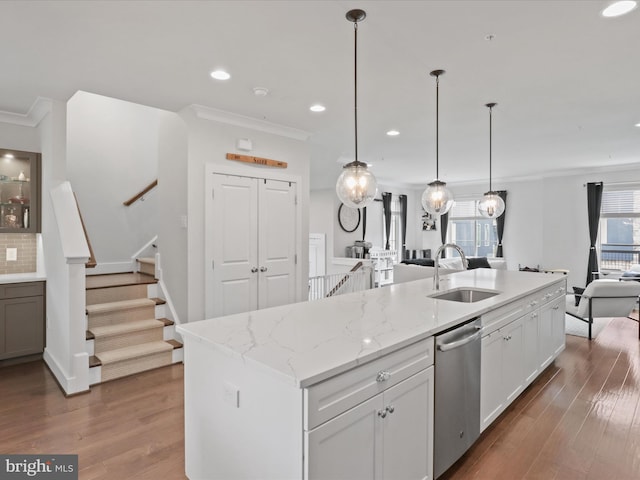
left=0, top=234, right=37, bottom=274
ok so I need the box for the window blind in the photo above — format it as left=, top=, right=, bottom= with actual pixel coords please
left=601, top=190, right=640, bottom=217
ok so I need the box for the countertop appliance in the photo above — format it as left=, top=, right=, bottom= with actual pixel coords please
left=434, top=317, right=482, bottom=478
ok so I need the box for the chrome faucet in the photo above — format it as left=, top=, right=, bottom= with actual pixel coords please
left=434, top=243, right=468, bottom=291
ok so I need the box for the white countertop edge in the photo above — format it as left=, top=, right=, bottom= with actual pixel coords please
left=0, top=272, right=47, bottom=284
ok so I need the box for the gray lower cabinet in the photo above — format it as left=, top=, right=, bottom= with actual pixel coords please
left=0, top=281, right=45, bottom=360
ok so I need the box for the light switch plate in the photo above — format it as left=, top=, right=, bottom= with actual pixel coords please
left=6, top=247, right=17, bottom=261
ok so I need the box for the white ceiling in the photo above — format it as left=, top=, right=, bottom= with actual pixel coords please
left=1, top=0, right=639, bottom=190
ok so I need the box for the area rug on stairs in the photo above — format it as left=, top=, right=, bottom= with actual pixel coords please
left=564, top=314, right=612, bottom=339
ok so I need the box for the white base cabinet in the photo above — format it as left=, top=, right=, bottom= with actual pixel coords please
left=481, top=281, right=566, bottom=432
left=306, top=367, right=434, bottom=480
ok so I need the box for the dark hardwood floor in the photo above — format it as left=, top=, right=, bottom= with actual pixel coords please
left=1, top=315, right=639, bottom=479
left=442, top=315, right=640, bottom=480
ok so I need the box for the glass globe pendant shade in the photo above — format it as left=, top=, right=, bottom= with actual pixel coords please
left=421, top=180, right=454, bottom=215
left=478, top=191, right=505, bottom=218
left=336, top=161, right=378, bottom=208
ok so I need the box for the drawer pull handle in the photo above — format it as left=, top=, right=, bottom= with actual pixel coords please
left=386, top=405, right=395, bottom=414
left=376, top=371, right=391, bottom=383
left=552, top=306, right=560, bottom=310
left=378, top=409, right=387, bottom=419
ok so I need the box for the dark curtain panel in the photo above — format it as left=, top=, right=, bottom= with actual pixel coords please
left=399, top=195, right=408, bottom=260
left=586, top=182, right=604, bottom=286
left=382, top=192, right=392, bottom=250
left=440, top=212, right=449, bottom=258
left=496, top=190, right=508, bottom=257
left=361, top=207, right=367, bottom=241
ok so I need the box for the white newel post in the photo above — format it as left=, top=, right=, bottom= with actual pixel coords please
left=66, top=259, right=89, bottom=394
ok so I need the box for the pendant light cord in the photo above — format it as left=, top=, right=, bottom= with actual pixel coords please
left=489, top=104, right=493, bottom=191
left=353, top=21, right=359, bottom=164
left=435, top=73, right=439, bottom=179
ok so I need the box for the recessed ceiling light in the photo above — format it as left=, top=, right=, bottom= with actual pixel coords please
left=386, top=130, right=400, bottom=136
left=253, top=87, right=269, bottom=97
left=210, top=70, right=231, bottom=80
left=3, top=154, right=14, bottom=159
left=602, top=1, right=637, bottom=17
left=635, top=122, right=640, bottom=127
left=310, top=104, right=326, bottom=112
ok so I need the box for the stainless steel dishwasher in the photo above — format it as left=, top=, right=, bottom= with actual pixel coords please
left=434, top=317, right=482, bottom=479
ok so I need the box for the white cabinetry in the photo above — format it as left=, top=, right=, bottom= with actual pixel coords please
left=305, top=337, right=435, bottom=480
left=480, top=315, right=525, bottom=430
left=480, top=281, right=566, bottom=432
left=306, top=368, right=433, bottom=480
left=206, top=173, right=298, bottom=317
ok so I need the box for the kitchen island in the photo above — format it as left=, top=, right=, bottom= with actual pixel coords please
left=178, top=268, right=566, bottom=479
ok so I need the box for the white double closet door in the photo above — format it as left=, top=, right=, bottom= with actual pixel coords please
left=206, top=173, right=297, bottom=318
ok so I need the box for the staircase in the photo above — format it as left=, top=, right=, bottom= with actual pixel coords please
left=86, top=257, right=182, bottom=385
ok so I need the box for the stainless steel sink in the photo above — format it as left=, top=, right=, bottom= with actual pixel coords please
left=429, top=288, right=499, bottom=303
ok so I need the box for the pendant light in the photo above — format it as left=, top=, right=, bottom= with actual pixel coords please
left=478, top=103, right=505, bottom=218
left=335, top=9, right=378, bottom=209
left=421, top=70, right=454, bottom=216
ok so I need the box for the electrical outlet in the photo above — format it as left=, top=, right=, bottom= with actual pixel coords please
left=6, top=248, right=17, bottom=261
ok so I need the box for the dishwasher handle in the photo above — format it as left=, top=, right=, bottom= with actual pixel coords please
left=437, top=330, right=481, bottom=352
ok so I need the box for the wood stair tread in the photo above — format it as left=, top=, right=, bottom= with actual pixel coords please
left=136, top=257, right=155, bottom=265
left=89, top=319, right=164, bottom=338
left=86, top=272, right=157, bottom=290
left=167, top=339, right=183, bottom=349
left=95, top=341, right=173, bottom=365
left=86, top=297, right=155, bottom=315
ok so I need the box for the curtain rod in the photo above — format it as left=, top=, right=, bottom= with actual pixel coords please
left=582, top=180, right=640, bottom=187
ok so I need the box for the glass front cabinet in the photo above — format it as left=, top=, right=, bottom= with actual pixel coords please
left=0, top=148, right=41, bottom=233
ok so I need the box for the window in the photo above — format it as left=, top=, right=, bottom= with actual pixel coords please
left=383, top=196, right=403, bottom=262
left=447, top=198, right=498, bottom=258
left=598, top=187, right=640, bottom=271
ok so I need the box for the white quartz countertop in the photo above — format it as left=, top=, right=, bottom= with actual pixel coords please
left=177, top=269, right=565, bottom=388
left=0, top=272, right=46, bottom=284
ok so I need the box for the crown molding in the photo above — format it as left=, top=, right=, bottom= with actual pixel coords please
left=189, top=104, right=311, bottom=141
left=0, top=97, right=53, bottom=127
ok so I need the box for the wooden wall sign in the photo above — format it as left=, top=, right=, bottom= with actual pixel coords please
left=226, top=153, right=288, bottom=168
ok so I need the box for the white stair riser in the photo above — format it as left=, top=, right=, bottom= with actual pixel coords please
left=163, top=325, right=174, bottom=341
left=155, top=304, right=166, bottom=318
left=89, top=366, right=101, bottom=386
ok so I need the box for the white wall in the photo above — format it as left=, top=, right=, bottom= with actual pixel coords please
left=180, top=107, right=310, bottom=323
left=66, top=92, right=162, bottom=271
left=157, top=113, right=189, bottom=323
left=0, top=122, right=40, bottom=152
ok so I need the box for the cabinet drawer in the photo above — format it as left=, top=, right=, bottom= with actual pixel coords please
left=304, top=336, right=434, bottom=430
left=0, top=282, right=44, bottom=299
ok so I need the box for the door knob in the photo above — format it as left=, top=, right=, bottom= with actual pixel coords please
left=259, top=266, right=268, bottom=272
left=251, top=267, right=258, bottom=273
left=377, top=409, right=387, bottom=419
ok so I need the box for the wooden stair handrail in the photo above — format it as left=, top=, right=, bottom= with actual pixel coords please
left=326, top=261, right=364, bottom=298
left=123, top=179, right=158, bottom=206
left=74, top=193, right=96, bottom=268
